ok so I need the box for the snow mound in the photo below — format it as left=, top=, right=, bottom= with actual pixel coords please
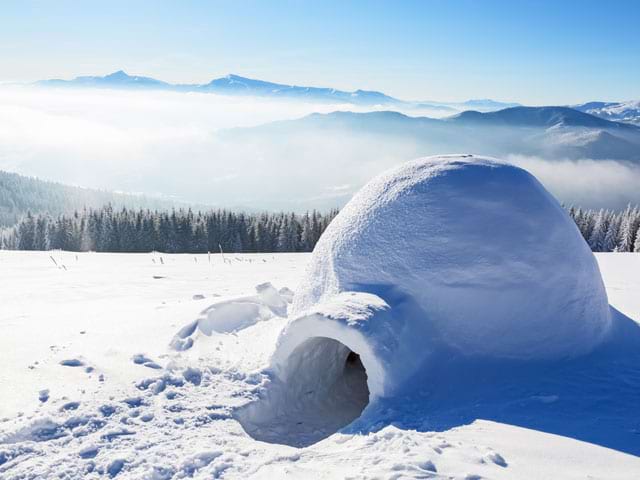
left=239, top=155, right=612, bottom=447
left=170, top=283, right=290, bottom=350
left=292, top=155, right=611, bottom=361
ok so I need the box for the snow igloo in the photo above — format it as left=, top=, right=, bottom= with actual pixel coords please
left=237, top=154, right=611, bottom=447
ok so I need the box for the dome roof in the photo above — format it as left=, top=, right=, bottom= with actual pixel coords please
left=292, top=155, right=611, bottom=360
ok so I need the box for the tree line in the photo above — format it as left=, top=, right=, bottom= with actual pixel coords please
left=0, top=169, right=188, bottom=228
left=0, top=205, right=338, bottom=253
left=568, top=205, right=640, bottom=253
left=2, top=204, right=640, bottom=253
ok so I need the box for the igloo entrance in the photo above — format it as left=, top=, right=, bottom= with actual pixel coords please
left=236, top=337, right=370, bottom=447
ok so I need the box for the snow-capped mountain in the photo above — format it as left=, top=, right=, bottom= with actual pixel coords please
left=39, top=70, right=172, bottom=89
left=449, top=106, right=634, bottom=129
left=446, top=106, right=640, bottom=159
left=573, top=100, right=640, bottom=126
left=35, top=70, right=516, bottom=110
left=36, top=71, right=409, bottom=106
left=200, top=74, right=400, bottom=106
left=461, top=98, right=521, bottom=110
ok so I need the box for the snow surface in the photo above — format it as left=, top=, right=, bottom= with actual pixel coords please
left=1, top=250, right=639, bottom=479
left=293, top=155, right=611, bottom=361
left=170, top=282, right=289, bottom=350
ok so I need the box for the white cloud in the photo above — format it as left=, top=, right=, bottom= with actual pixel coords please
left=508, top=155, right=640, bottom=210
left=0, top=86, right=363, bottom=204
left=1, top=86, right=638, bottom=211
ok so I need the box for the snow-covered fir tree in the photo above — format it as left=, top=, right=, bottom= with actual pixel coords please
left=4, top=205, right=337, bottom=253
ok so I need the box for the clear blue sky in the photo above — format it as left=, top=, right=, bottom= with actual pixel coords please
left=1, top=0, right=638, bottom=104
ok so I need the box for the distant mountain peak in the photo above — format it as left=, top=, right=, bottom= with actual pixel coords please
left=37, top=70, right=169, bottom=89
left=105, top=70, right=129, bottom=78
left=462, top=98, right=520, bottom=109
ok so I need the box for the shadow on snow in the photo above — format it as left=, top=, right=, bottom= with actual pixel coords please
left=343, top=307, right=640, bottom=456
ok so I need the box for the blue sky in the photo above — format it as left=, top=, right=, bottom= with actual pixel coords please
left=1, top=0, right=639, bottom=104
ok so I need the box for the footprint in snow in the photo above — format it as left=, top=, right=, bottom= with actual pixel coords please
left=107, top=458, right=126, bottom=477
left=60, top=358, right=85, bottom=367
left=486, top=451, right=507, bottom=467
left=132, top=354, right=162, bottom=370
left=122, top=397, right=145, bottom=408
left=99, top=404, right=117, bottom=417
left=136, top=373, right=185, bottom=395
left=183, top=367, right=202, bottom=386
left=132, top=354, right=153, bottom=364
left=140, top=413, right=154, bottom=422
left=417, top=460, right=437, bottom=472
left=101, top=429, right=135, bottom=442
left=38, top=390, right=49, bottom=403
left=60, top=401, right=80, bottom=411
left=78, top=445, right=99, bottom=459
left=180, top=451, right=222, bottom=477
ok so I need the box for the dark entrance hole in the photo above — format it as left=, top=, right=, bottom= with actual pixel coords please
left=236, top=337, right=370, bottom=447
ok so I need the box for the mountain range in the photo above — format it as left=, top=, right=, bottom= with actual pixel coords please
left=9, top=71, right=640, bottom=212
left=573, top=100, right=640, bottom=126
left=36, top=70, right=640, bottom=125
left=226, top=106, right=640, bottom=163
left=2, top=103, right=640, bottom=219
left=36, top=70, right=518, bottom=111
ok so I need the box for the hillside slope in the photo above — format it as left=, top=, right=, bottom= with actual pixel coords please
left=0, top=170, right=181, bottom=227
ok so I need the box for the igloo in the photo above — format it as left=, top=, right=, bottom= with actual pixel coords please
left=237, top=155, right=611, bottom=447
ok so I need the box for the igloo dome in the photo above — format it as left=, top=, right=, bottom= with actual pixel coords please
left=237, top=155, right=612, bottom=447
left=292, top=155, right=610, bottom=358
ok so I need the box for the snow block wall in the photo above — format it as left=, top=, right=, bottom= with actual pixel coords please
left=239, top=155, right=612, bottom=446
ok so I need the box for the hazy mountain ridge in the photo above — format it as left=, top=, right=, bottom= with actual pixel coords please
left=449, top=106, right=637, bottom=130
left=36, top=71, right=518, bottom=110
left=230, top=106, right=640, bottom=162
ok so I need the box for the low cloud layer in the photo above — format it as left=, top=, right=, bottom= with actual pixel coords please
left=1, top=86, right=638, bottom=212
left=508, top=155, right=640, bottom=210
left=0, top=87, right=355, bottom=204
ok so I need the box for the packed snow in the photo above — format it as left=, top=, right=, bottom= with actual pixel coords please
left=293, top=155, right=611, bottom=360
left=0, top=250, right=639, bottom=478
left=237, top=155, right=632, bottom=456
left=171, top=282, right=290, bottom=350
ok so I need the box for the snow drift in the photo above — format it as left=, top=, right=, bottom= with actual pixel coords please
left=170, top=283, right=289, bottom=351
left=238, top=154, right=612, bottom=446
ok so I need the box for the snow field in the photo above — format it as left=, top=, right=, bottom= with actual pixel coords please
left=0, top=250, right=638, bottom=478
